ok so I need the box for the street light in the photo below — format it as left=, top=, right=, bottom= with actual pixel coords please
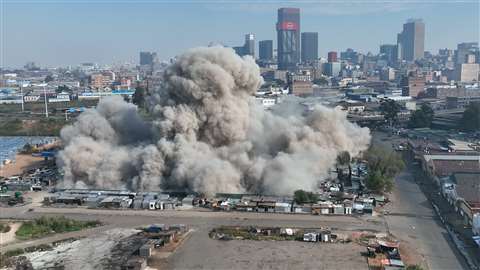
left=43, top=83, right=49, bottom=118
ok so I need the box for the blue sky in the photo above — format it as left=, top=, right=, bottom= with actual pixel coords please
left=1, top=0, right=479, bottom=68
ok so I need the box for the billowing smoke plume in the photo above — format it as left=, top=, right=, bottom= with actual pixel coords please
left=57, top=46, right=371, bottom=195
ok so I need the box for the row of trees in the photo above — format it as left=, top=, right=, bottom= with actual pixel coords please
left=380, top=99, right=435, bottom=128
left=381, top=99, right=479, bottom=132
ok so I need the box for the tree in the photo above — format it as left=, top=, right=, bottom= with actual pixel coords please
left=408, top=103, right=434, bottom=128
left=364, top=146, right=405, bottom=193
left=336, top=151, right=352, bottom=186
left=459, top=102, right=480, bottom=132
left=365, top=170, right=388, bottom=192
left=273, top=79, right=286, bottom=86
left=406, top=265, right=424, bottom=270
left=21, top=143, right=36, bottom=154
left=132, top=86, right=146, bottom=108
left=44, top=75, right=54, bottom=83
left=56, top=85, right=70, bottom=93
left=313, top=77, right=329, bottom=85
left=380, top=99, right=401, bottom=126
left=293, top=190, right=319, bottom=204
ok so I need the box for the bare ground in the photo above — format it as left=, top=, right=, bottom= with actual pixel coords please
left=161, top=230, right=368, bottom=270
left=0, top=154, right=45, bottom=178
left=0, top=222, right=21, bottom=246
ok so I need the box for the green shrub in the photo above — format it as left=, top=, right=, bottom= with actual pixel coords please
left=0, top=223, right=11, bottom=233
left=15, top=216, right=100, bottom=240
left=4, top=248, right=25, bottom=257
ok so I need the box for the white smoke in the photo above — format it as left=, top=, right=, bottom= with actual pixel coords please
left=57, top=46, right=371, bottom=195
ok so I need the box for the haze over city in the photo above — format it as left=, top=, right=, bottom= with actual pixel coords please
left=1, top=0, right=479, bottom=67
left=1, top=1, right=480, bottom=270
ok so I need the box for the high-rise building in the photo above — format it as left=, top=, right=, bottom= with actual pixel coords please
left=139, top=52, right=154, bottom=66
left=233, top=34, right=255, bottom=57
left=455, top=63, right=480, bottom=82
left=259, top=40, right=274, bottom=61
left=327, top=51, right=337, bottom=63
left=397, top=19, right=425, bottom=61
left=233, top=46, right=245, bottom=56
left=340, top=48, right=363, bottom=65
left=325, top=62, right=341, bottom=77
left=301, top=32, right=318, bottom=63
left=380, top=67, right=395, bottom=81
left=277, top=8, right=300, bottom=70
left=379, top=44, right=398, bottom=66
left=340, top=48, right=355, bottom=61
left=244, top=34, right=255, bottom=58
left=456, top=42, right=479, bottom=64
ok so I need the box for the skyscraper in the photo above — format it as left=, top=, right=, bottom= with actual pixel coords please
left=259, top=40, right=273, bottom=61
left=327, top=51, right=337, bottom=63
left=244, top=34, right=255, bottom=58
left=139, top=52, right=154, bottom=66
left=277, top=8, right=300, bottom=70
left=456, top=42, right=479, bottom=64
left=233, top=34, right=255, bottom=57
left=379, top=44, right=398, bottom=66
left=301, top=32, right=318, bottom=63
left=397, top=19, right=425, bottom=61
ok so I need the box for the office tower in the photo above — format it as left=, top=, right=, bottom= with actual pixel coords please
left=455, top=63, right=480, bottom=82
left=244, top=34, right=255, bottom=57
left=325, top=62, right=341, bottom=77
left=327, top=51, right=337, bottom=63
left=397, top=19, right=425, bottom=61
left=380, top=67, right=395, bottom=81
left=139, top=52, right=154, bottom=66
left=456, top=42, right=479, bottom=64
left=233, top=46, right=245, bottom=56
left=379, top=44, right=398, bottom=66
left=340, top=48, right=355, bottom=61
left=301, top=32, right=318, bottom=63
left=233, top=34, right=255, bottom=57
left=277, top=7, right=300, bottom=70
left=259, top=40, right=273, bottom=61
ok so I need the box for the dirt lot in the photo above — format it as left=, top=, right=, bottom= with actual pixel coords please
left=0, top=222, right=21, bottom=245
left=0, top=154, right=45, bottom=178
left=162, top=230, right=368, bottom=270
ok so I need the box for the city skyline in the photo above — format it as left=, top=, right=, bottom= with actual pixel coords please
left=1, top=1, right=479, bottom=68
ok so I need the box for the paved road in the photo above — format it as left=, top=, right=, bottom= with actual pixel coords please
left=373, top=131, right=469, bottom=270
left=384, top=168, right=469, bottom=270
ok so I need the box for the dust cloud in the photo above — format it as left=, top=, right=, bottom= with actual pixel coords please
left=57, top=46, right=371, bottom=195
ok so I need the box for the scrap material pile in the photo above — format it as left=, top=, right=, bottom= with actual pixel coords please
left=22, top=228, right=139, bottom=270
left=209, top=226, right=350, bottom=243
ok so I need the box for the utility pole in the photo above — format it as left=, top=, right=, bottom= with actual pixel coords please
left=20, top=84, right=24, bottom=112
left=43, top=84, right=49, bottom=118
